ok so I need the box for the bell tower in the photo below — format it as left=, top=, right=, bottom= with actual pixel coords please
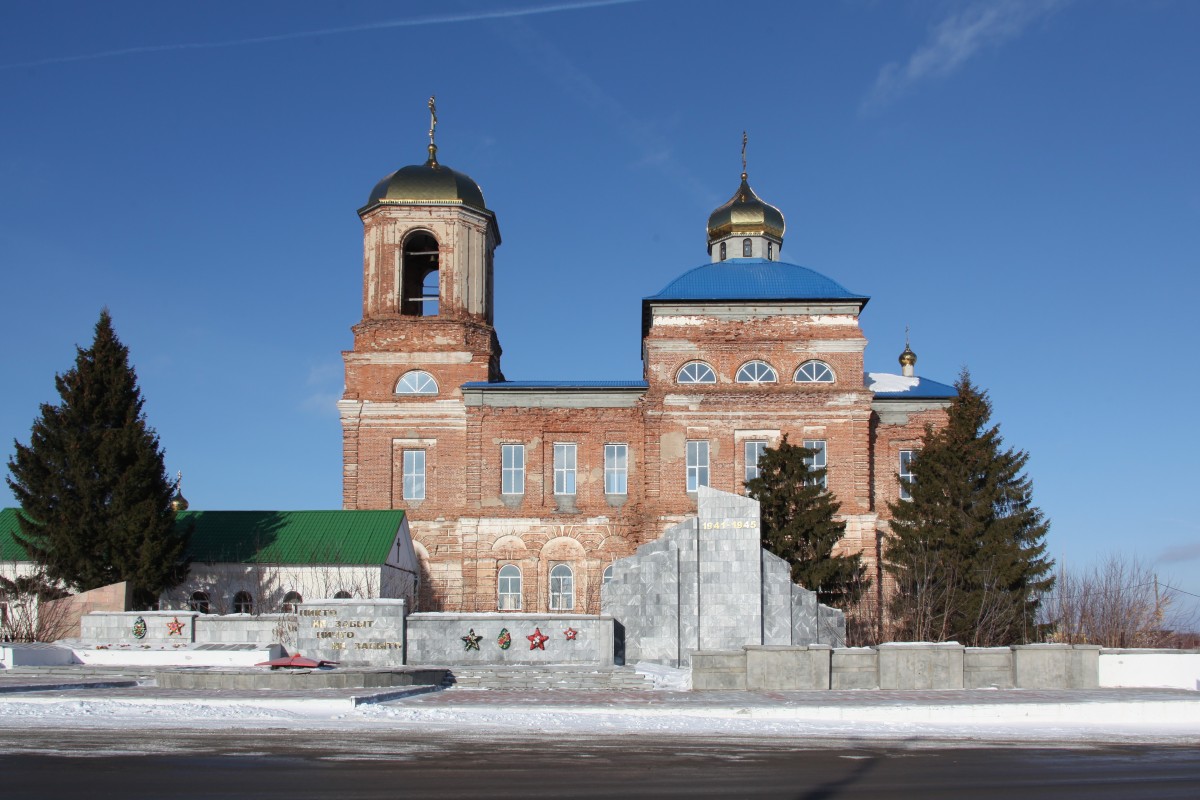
left=340, top=98, right=502, bottom=510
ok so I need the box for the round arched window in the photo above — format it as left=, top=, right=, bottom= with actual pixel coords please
left=232, top=591, right=253, bottom=615
left=281, top=591, right=303, bottom=613
left=677, top=361, right=717, bottom=385
left=795, top=361, right=835, bottom=383
left=189, top=591, right=210, bottom=614
left=498, top=564, right=522, bottom=610
left=735, top=361, right=778, bottom=384
left=396, top=370, right=438, bottom=395
left=549, top=564, right=574, bottom=611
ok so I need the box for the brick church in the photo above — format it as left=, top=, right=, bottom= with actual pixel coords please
left=338, top=115, right=954, bottom=613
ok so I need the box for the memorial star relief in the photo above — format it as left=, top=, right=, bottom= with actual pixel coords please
left=563, top=627, right=578, bottom=641
left=166, top=617, right=185, bottom=636
left=461, top=629, right=483, bottom=651
left=527, top=627, right=549, bottom=650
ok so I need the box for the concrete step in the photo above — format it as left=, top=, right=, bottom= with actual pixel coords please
left=441, top=665, right=654, bottom=690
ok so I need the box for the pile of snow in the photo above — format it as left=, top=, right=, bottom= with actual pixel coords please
left=633, top=661, right=691, bottom=690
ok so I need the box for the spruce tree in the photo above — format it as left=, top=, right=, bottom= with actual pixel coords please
left=6, top=310, right=189, bottom=608
left=885, top=369, right=1053, bottom=645
left=746, top=435, right=866, bottom=607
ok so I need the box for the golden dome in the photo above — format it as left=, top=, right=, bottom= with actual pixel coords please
left=363, top=152, right=490, bottom=215
left=899, top=342, right=917, bottom=368
left=707, top=173, right=786, bottom=246
left=170, top=471, right=189, bottom=512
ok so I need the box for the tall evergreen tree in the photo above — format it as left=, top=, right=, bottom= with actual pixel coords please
left=885, top=370, right=1053, bottom=645
left=6, top=310, right=189, bottom=608
left=746, top=435, right=866, bottom=607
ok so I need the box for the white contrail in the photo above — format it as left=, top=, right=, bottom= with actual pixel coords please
left=1, top=0, right=646, bottom=71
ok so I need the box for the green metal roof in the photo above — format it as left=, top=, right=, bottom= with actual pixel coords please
left=0, top=508, right=29, bottom=561
left=179, top=510, right=406, bottom=565
left=0, top=508, right=407, bottom=566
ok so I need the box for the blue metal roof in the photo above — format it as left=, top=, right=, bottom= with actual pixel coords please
left=868, top=374, right=956, bottom=399
left=645, top=258, right=868, bottom=303
left=462, top=380, right=648, bottom=390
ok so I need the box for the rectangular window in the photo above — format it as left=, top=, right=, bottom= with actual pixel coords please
left=899, top=449, right=915, bottom=501
left=744, top=440, right=767, bottom=484
left=402, top=449, right=425, bottom=500
left=686, top=440, right=709, bottom=492
left=553, top=443, right=576, bottom=495
left=802, top=439, right=827, bottom=489
left=501, top=444, right=525, bottom=495
left=604, top=443, right=628, bottom=495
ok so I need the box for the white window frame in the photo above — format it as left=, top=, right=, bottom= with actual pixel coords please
left=604, top=443, right=628, bottom=495
left=803, top=439, right=827, bottom=489
left=686, top=440, right=710, bottom=492
left=677, top=361, right=717, bottom=384
left=502, top=444, right=525, bottom=495
left=736, top=360, right=778, bottom=384
left=742, top=237, right=752, bottom=257
left=603, top=564, right=614, bottom=585
left=549, top=564, right=574, bottom=610
left=795, top=360, right=835, bottom=383
left=396, top=370, right=439, bottom=395
left=899, top=449, right=915, bottom=501
left=553, top=443, right=576, bottom=495
left=403, top=449, right=426, bottom=500
left=745, top=440, right=768, bottom=484
left=498, top=564, right=522, bottom=610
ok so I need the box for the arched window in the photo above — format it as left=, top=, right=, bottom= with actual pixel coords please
left=743, top=238, right=752, bottom=257
left=497, top=565, right=522, bottom=610
left=396, top=370, right=438, bottom=395
left=677, top=361, right=716, bottom=385
left=281, top=591, right=303, bottom=613
left=603, top=565, right=614, bottom=585
left=795, top=360, right=835, bottom=383
left=719, top=241, right=727, bottom=261
left=188, top=591, right=210, bottom=614
left=735, top=360, right=778, bottom=384
left=232, top=591, right=253, bottom=615
left=549, top=564, right=574, bottom=611
left=401, top=231, right=439, bottom=317
left=333, top=590, right=352, bottom=599
left=767, top=241, right=774, bottom=261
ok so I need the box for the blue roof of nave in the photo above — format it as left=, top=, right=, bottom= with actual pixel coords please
left=646, top=258, right=868, bottom=303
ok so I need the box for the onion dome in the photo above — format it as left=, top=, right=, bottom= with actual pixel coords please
left=899, top=343, right=917, bottom=369
left=170, top=471, right=189, bottom=512
left=707, top=173, right=786, bottom=246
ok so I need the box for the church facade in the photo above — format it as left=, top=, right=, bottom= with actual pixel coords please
left=338, top=124, right=954, bottom=614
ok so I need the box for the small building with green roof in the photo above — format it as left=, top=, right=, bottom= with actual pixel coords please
left=1, top=508, right=418, bottom=615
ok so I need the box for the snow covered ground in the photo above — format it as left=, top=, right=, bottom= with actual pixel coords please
left=0, top=681, right=1197, bottom=749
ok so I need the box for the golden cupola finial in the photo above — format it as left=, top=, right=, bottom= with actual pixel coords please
left=899, top=327, right=917, bottom=377
left=706, top=131, right=786, bottom=247
left=170, top=470, right=189, bottom=512
left=426, top=95, right=439, bottom=167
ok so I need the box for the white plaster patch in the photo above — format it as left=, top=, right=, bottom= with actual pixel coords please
left=809, top=315, right=860, bottom=326
left=653, top=316, right=709, bottom=327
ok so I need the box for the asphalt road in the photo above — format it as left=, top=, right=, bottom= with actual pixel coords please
left=1, top=730, right=1197, bottom=799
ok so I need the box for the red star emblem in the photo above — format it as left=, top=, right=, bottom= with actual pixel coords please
left=166, top=617, right=185, bottom=636
left=563, top=627, right=578, bottom=641
left=527, top=627, right=549, bottom=650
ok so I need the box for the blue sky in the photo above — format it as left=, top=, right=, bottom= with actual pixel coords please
left=2, top=1, right=1197, bottom=619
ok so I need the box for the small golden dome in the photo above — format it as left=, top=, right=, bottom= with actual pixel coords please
left=707, top=174, right=786, bottom=246
left=899, top=343, right=917, bottom=368
left=170, top=471, right=189, bottom=512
